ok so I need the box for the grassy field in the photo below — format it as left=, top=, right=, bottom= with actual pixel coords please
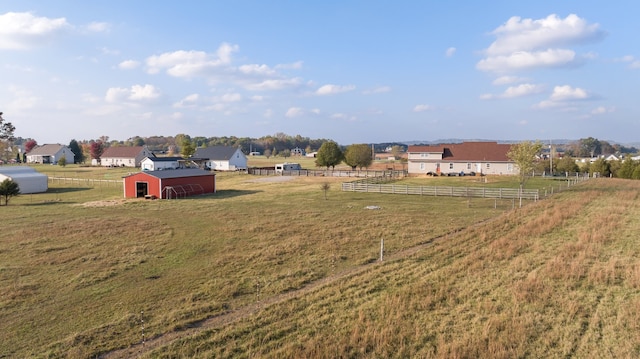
left=1, top=166, right=638, bottom=357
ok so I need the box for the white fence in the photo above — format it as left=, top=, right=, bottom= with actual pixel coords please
left=48, top=177, right=122, bottom=187
left=341, top=182, right=540, bottom=200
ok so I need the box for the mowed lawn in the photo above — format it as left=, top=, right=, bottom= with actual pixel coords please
left=1, top=166, right=638, bottom=357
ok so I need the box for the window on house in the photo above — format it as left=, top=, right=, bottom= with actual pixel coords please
left=467, top=163, right=471, bottom=170
left=449, top=163, right=454, bottom=170
left=507, top=164, right=513, bottom=171
left=486, top=163, right=491, bottom=169
left=420, top=163, right=425, bottom=170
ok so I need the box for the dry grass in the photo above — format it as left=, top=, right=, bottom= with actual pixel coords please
left=141, top=179, right=640, bottom=358
left=3, top=171, right=640, bottom=358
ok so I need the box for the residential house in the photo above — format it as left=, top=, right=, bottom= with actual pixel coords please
left=141, top=156, right=184, bottom=171
left=407, top=142, right=516, bottom=176
left=291, top=147, right=306, bottom=156
left=26, top=144, right=75, bottom=165
left=192, top=146, right=247, bottom=171
left=98, top=146, right=153, bottom=167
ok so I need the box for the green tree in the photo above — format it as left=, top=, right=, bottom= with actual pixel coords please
left=390, top=145, right=403, bottom=160
left=0, top=178, right=20, bottom=206
left=590, top=158, right=611, bottom=177
left=180, top=137, right=196, bottom=158
left=0, top=112, right=15, bottom=141
left=507, top=140, right=543, bottom=188
left=281, top=149, right=291, bottom=158
left=68, top=139, right=84, bottom=164
left=633, top=165, right=640, bottom=180
left=344, top=144, right=372, bottom=170
left=580, top=137, right=600, bottom=158
left=617, top=159, right=638, bottom=179
left=315, top=141, right=343, bottom=169
left=0, top=112, right=16, bottom=162
left=555, top=156, right=579, bottom=174
left=57, top=155, right=67, bottom=167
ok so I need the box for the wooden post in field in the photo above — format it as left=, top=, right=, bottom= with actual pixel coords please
left=380, top=238, right=384, bottom=261
left=141, top=310, right=145, bottom=346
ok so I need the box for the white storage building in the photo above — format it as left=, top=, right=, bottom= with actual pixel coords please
left=0, top=166, right=48, bottom=194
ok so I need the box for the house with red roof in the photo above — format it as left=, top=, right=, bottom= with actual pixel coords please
left=407, top=142, right=516, bottom=176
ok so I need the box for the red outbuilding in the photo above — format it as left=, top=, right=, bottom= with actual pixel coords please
left=123, top=169, right=216, bottom=199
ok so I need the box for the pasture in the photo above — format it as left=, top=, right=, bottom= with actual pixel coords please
left=1, top=166, right=638, bottom=357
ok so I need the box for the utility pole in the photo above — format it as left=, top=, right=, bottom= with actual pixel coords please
left=549, top=141, right=553, bottom=176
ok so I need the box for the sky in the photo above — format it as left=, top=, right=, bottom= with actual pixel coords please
left=1, top=1, right=639, bottom=145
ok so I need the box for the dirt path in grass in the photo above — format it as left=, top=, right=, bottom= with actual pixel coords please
left=98, top=226, right=470, bottom=358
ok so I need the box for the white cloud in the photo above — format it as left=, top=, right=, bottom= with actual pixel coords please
left=492, top=76, right=526, bottom=86
left=100, top=47, right=119, bottom=56
left=105, top=87, right=129, bottom=103
left=105, top=84, right=160, bottom=103
left=245, top=77, right=304, bottom=91
left=363, top=86, right=391, bottom=95
left=533, top=85, right=592, bottom=109
left=618, top=55, right=640, bottom=69
left=220, top=93, right=242, bottom=102
left=413, top=104, right=434, bottom=112
left=238, top=64, right=276, bottom=76
left=482, top=83, right=544, bottom=100
left=146, top=43, right=239, bottom=76
left=275, top=61, right=303, bottom=70
left=173, top=93, right=200, bottom=108
left=130, top=84, right=160, bottom=100
left=549, top=85, right=590, bottom=101
left=591, top=106, right=615, bottom=115
left=285, top=107, right=304, bottom=118
left=478, top=14, right=604, bottom=73
left=118, top=60, right=140, bottom=70
left=330, top=113, right=357, bottom=122
left=86, top=21, right=110, bottom=33
left=445, top=47, right=456, bottom=57
left=0, top=12, right=70, bottom=49
left=477, top=48, right=578, bottom=72
left=316, top=84, right=355, bottom=95
left=7, top=85, right=39, bottom=110
left=486, top=14, right=604, bottom=56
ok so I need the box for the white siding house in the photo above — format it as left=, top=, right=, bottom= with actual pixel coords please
left=192, top=146, right=247, bottom=171
left=99, top=146, right=153, bottom=167
left=407, top=142, right=516, bottom=176
left=141, top=157, right=184, bottom=171
left=26, top=144, right=75, bottom=165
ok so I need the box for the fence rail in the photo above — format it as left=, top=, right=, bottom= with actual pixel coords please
left=342, top=182, right=540, bottom=200
left=48, top=177, right=122, bottom=187
left=248, top=168, right=406, bottom=178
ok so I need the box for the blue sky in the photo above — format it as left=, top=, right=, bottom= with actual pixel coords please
left=1, top=1, right=639, bottom=145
